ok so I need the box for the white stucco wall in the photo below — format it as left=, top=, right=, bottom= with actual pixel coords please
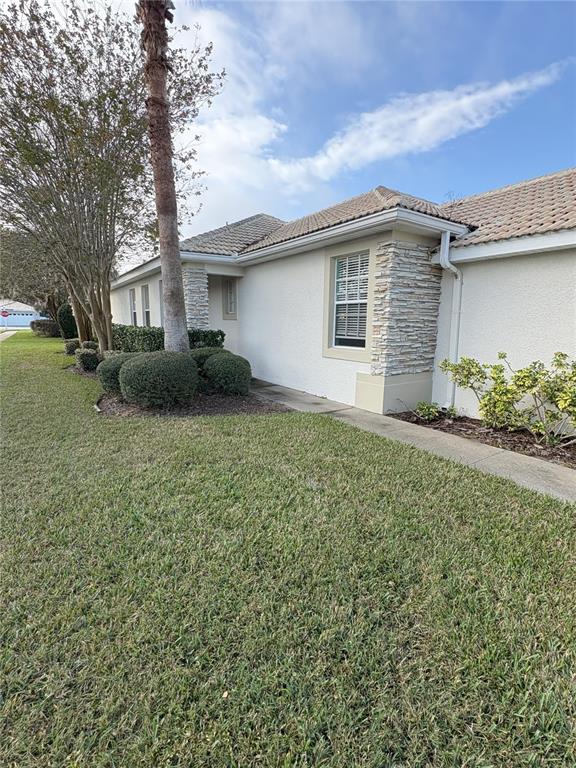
left=236, top=247, right=371, bottom=405
left=110, top=274, right=164, bottom=328
left=432, top=249, right=576, bottom=415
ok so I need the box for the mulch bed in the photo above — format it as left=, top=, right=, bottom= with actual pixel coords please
left=391, top=412, right=576, bottom=469
left=67, top=363, right=290, bottom=417
left=96, top=392, right=291, bottom=418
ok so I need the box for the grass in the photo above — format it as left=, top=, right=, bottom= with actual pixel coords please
left=1, top=333, right=575, bottom=767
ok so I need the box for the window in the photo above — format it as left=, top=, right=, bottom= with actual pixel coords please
left=222, top=277, right=237, bottom=320
left=333, top=251, right=369, bottom=348
left=158, top=280, right=164, bottom=327
left=141, top=284, right=151, bottom=327
left=129, top=288, right=137, bottom=326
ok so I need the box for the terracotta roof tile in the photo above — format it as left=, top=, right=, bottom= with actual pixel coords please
left=242, top=186, right=468, bottom=253
left=242, top=168, right=576, bottom=254
left=181, top=213, right=284, bottom=255
left=442, top=168, right=576, bottom=247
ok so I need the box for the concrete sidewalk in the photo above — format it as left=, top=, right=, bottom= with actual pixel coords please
left=253, top=380, right=576, bottom=503
left=0, top=331, right=18, bottom=342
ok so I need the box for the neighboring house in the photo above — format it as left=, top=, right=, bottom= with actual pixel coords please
left=110, top=168, right=576, bottom=416
left=0, top=299, right=46, bottom=330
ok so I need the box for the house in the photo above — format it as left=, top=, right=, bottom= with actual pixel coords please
left=0, top=299, right=46, bottom=330
left=110, top=168, right=576, bottom=416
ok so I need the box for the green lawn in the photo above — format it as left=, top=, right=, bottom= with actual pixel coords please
left=1, top=333, right=575, bottom=767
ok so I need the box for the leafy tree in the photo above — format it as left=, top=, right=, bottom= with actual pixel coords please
left=0, top=0, right=222, bottom=349
left=0, top=228, right=67, bottom=320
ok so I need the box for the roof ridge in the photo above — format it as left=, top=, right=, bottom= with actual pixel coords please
left=280, top=189, right=382, bottom=227
left=440, top=167, right=576, bottom=207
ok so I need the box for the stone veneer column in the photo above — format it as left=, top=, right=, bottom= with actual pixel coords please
left=371, top=240, right=442, bottom=375
left=356, top=238, right=442, bottom=414
left=182, top=265, right=209, bottom=329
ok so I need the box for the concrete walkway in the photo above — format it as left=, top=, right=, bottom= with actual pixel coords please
left=0, top=331, right=18, bottom=342
left=253, top=380, right=576, bottom=503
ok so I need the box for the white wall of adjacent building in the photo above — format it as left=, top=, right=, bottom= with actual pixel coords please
left=432, top=248, right=576, bottom=415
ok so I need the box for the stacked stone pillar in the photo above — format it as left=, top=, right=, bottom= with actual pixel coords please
left=182, top=266, right=209, bottom=329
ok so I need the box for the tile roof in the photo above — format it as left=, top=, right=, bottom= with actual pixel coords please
left=180, top=213, right=284, bottom=255
left=243, top=186, right=467, bottom=253
left=441, top=168, right=576, bottom=248
left=242, top=168, right=576, bottom=254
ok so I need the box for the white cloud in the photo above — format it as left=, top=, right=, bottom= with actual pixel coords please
left=269, top=62, right=566, bottom=191
left=171, top=6, right=566, bottom=234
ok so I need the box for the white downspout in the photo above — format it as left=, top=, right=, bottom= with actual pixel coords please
left=438, top=230, right=463, bottom=408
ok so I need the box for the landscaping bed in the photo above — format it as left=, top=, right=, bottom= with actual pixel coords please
left=96, top=391, right=290, bottom=417
left=391, top=411, right=576, bottom=468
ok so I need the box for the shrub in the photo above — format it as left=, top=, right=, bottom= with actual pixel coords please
left=30, top=319, right=60, bottom=337
left=204, top=352, right=251, bottom=395
left=414, top=402, right=457, bottom=422
left=415, top=402, right=440, bottom=421
left=112, top=323, right=225, bottom=353
left=189, top=346, right=232, bottom=369
left=56, top=302, right=78, bottom=339
left=64, top=338, right=80, bottom=355
left=97, top=352, right=140, bottom=396
left=81, top=340, right=99, bottom=351
left=441, top=352, right=576, bottom=446
left=119, top=351, right=199, bottom=407
left=75, top=348, right=101, bottom=372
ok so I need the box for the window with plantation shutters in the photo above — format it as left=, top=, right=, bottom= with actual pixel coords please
left=333, top=251, right=369, bottom=347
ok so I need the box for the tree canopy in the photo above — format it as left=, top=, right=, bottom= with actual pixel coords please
left=0, top=0, right=223, bottom=348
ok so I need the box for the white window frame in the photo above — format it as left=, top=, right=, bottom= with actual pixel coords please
left=332, top=251, right=369, bottom=349
left=222, top=277, right=237, bottom=320
left=129, top=288, right=137, bottom=326
left=141, top=284, right=151, bottom=327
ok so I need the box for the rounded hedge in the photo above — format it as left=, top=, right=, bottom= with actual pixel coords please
left=189, top=346, right=233, bottom=370
left=75, top=348, right=100, bottom=372
left=64, top=338, right=80, bottom=355
left=119, top=351, right=199, bottom=407
left=81, top=340, right=99, bottom=351
left=204, top=352, right=251, bottom=395
left=57, top=301, right=78, bottom=339
left=97, top=352, right=140, bottom=396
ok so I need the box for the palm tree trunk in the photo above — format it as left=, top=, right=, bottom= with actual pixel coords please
left=138, top=0, right=189, bottom=352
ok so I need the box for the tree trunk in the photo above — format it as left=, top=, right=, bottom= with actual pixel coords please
left=138, top=0, right=189, bottom=352
left=68, top=283, right=92, bottom=343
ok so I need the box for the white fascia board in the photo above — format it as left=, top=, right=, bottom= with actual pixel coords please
left=111, top=257, right=161, bottom=288
left=432, top=229, right=576, bottom=265
left=181, top=251, right=236, bottom=265
left=236, top=208, right=469, bottom=265
left=111, top=251, right=239, bottom=289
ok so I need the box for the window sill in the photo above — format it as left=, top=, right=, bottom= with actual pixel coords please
left=323, top=345, right=371, bottom=363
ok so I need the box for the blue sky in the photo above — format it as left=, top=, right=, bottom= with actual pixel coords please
left=174, top=1, right=575, bottom=234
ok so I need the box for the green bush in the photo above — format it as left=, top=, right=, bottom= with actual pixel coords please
left=119, top=351, right=199, bottom=407
left=30, top=319, right=60, bottom=337
left=75, top=348, right=101, bottom=372
left=112, top=324, right=225, bottom=353
left=414, top=402, right=457, bottom=422
left=204, top=352, right=251, bottom=395
left=81, top=340, right=99, bottom=351
left=64, top=338, right=80, bottom=355
left=97, top=353, right=140, bottom=396
left=56, top=302, right=78, bottom=339
left=441, top=352, right=576, bottom=446
left=189, top=346, right=232, bottom=369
